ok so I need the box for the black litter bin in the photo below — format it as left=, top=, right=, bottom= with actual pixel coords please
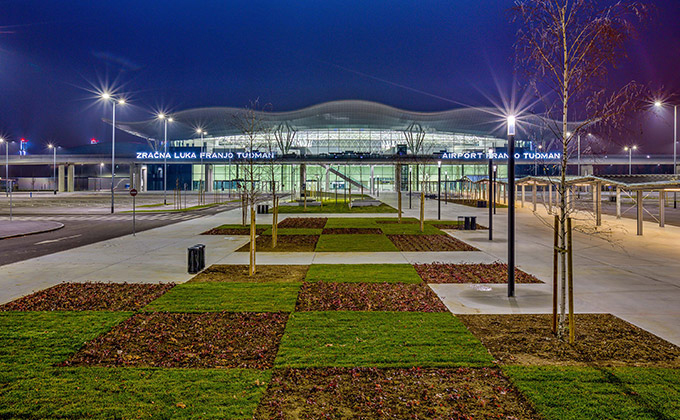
left=187, top=244, right=206, bottom=274
left=257, top=204, right=269, bottom=214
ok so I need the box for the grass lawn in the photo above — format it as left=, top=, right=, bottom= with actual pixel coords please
left=274, top=312, right=494, bottom=368
left=323, top=217, right=380, bottom=228
left=305, top=264, right=422, bottom=283
left=0, top=367, right=270, bottom=420
left=276, top=202, right=397, bottom=214
left=315, top=234, right=398, bottom=252
left=0, top=311, right=131, bottom=376
left=504, top=366, right=680, bottom=420
left=378, top=222, right=444, bottom=235
left=143, top=282, right=301, bottom=312
left=260, top=227, right=323, bottom=235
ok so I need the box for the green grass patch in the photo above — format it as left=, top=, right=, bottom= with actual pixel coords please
left=261, top=228, right=323, bottom=235
left=144, top=283, right=301, bottom=312
left=275, top=312, right=493, bottom=368
left=378, top=222, right=444, bottom=235
left=504, top=366, right=680, bottom=420
left=0, top=367, right=270, bottom=420
left=324, top=218, right=380, bottom=228
left=305, top=264, right=422, bottom=283
left=315, top=234, right=398, bottom=252
left=0, top=311, right=131, bottom=375
left=122, top=202, right=235, bottom=213
left=276, top=202, right=396, bottom=214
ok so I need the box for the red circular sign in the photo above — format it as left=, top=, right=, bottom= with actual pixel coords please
left=130, top=189, right=138, bottom=197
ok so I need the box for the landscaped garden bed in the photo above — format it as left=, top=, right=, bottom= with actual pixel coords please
left=63, top=312, right=289, bottom=369
left=0, top=282, right=174, bottom=311
left=236, top=235, right=319, bottom=252
left=315, top=233, right=398, bottom=252
left=458, top=313, right=680, bottom=367
left=276, top=201, right=397, bottom=214
left=202, top=224, right=267, bottom=235
left=304, top=264, right=422, bottom=283
left=277, top=217, right=328, bottom=229
left=321, top=227, right=383, bottom=234
left=295, top=282, right=447, bottom=312
left=144, top=282, right=301, bottom=312
left=254, top=367, right=539, bottom=419
left=387, top=234, right=478, bottom=251
left=433, top=222, right=488, bottom=230
left=274, top=312, right=494, bottom=368
left=189, top=264, right=309, bottom=283
left=414, top=262, right=542, bottom=284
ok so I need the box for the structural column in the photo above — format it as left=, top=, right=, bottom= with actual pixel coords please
left=532, top=183, right=537, bottom=211
left=636, top=190, right=643, bottom=236
left=67, top=164, right=75, bottom=192
left=58, top=165, right=65, bottom=192
left=370, top=165, right=374, bottom=194
left=548, top=184, right=553, bottom=213
left=521, top=184, right=525, bottom=207
left=616, top=187, right=621, bottom=218
left=299, top=164, right=306, bottom=196
left=205, top=164, right=214, bottom=192
left=129, top=164, right=137, bottom=190
left=659, top=190, right=665, bottom=228
left=595, top=182, right=601, bottom=226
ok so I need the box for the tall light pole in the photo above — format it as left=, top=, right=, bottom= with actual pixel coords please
left=507, top=116, right=516, bottom=297
left=158, top=114, right=173, bottom=205
left=48, top=144, right=57, bottom=193
left=408, top=166, right=412, bottom=209
left=196, top=129, right=206, bottom=194
left=624, top=145, right=637, bottom=175
left=654, top=101, right=677, bottom=207
left=488, top=148, right=493, bottom=241
left=101, top=93, right=126, bottom=213
left=535, top=144, right=542, bottom=175
left=437, top=160, right=441, bottom=220
left=0, top=138, right=7, bottom=195
left=577, top=134, right=581, bottom=176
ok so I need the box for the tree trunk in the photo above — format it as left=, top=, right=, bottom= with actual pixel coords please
left=420, top=187, right=425, bottom=233
left=249, top=206, right=256, bottom=276
left=272, top=197, right=278, bottom=248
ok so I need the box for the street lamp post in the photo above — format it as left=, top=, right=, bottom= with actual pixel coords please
left=624, top=145, right=637, bottom=175
left=444, top=171, right=448, bottom=204
left=101, top=93, right=125, bottom=213
left=507, top=116, right=516, bottom=297
left=488, top=148, right=493, bottom=241
left=0, top=138, right=7, bottom=195
left=408, top=166, right=412, bottom=209
left=48, top=144, right=57, bottom=193
left=654, top=101, right=678, bottom=207
left=196, top=129, right=206, bottom=201
left=437, top=161, right=441, bottom=220
left=159, top=114, right=173, bottom=205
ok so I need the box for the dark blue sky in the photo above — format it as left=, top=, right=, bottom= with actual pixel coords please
left=1, top=0, right=679, bottom=152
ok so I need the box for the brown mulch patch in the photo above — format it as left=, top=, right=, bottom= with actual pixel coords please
left=254, top=367, right=540, bottom=420
left=202, top=227, right=266, bottom=235
left=433, top=223, right=488, bottom=230
left=387, top=234, right=479, bottom=252
left=458, top=313, right=680, bottom=367
left=0, top=282, right=174, bottom=312
left=321, top=228, right=383, bottom=234
left=376, top=219, right=418, bottom=224
left=278, top=217, right=328, bottom=229
left=189, top=264, right=309, bottom=283
left=295, top=282, right=447, bottom=312
left=414, top=262, right=543, bottom=284
left=62, top=312, right=288, bottom=369
left=236, top=235, right=319, bottom=252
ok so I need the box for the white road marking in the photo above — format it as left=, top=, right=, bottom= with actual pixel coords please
left=34, top=234, right=82, bottom=245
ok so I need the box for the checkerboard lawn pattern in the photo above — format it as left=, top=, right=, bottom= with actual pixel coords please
left=2, top=266, right=679, bottom=418
left=233, top=217, right=479, bottom=252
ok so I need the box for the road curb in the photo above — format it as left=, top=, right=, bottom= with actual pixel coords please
left=0, top=222, right=65, bottom=240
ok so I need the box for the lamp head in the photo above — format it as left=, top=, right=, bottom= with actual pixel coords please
left=624, top=146, right=629, bottom=151
left=158, top=113, right=165, bottom=120
left=437, top=161, right=441, bottom=168
left=632, top=145, right=637, bottom=150
left=48, top=144, right=53, bottom=149
left=168, top=117, right=174, bottom=123
left=101, top=92, right=111, bottom=100
left=654, top=100, right=663, bottom=108
left=117, top=99, right=126, bottom=105
left=507, top=116, right=516, bottom=136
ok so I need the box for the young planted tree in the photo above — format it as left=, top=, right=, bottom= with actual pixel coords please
left=513, top=0, right=649, bottom=339
left=263, top=129, right=280, bottom=248
left=233, top=100, right=270, bottom=276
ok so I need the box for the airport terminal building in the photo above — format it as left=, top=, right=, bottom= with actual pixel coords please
left=4, top=100, right=668, bottom=193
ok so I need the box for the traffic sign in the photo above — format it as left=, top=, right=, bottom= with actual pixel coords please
left=130, top=188, right=138, bottom=197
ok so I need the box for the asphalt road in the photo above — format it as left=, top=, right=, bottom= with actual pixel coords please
left=0, top=203, right=240, bottom=266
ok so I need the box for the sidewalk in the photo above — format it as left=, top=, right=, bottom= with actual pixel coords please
left=0, top=221, right=64, bottom=239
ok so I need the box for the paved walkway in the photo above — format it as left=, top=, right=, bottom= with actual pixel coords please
left=0, top=194, right=678, bottom=346
left=0, top=221, right=64, bottom=239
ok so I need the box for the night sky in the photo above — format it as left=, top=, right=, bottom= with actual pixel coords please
left=1, top=0, right=679, bottom=153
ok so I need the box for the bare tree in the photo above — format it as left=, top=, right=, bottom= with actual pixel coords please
left=403, top=122, right=432, bottom=229
left=232, top=100, right=270, bottom=276
left=513, top=0, right=650, bottom=339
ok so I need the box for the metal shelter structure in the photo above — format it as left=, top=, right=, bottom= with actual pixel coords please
left=515, top=174, right=680, bottom=235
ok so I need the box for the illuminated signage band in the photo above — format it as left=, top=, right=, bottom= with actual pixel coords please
left=441, top=152, right=562, bottom=160
left=136, top=151, right=276, bottom=160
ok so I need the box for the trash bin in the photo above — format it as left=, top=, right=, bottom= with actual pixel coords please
left=187, top=244, right=206, bottom=274
left=469, top=216, right=477, bottom=230
left=257, top=204, right=269, bottom=214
